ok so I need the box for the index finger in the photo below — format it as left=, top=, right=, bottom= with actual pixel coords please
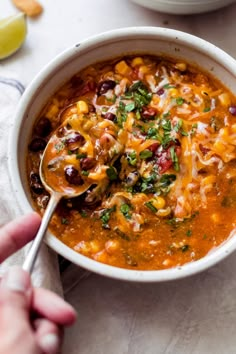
left=0, top=212, right=41, bottom=263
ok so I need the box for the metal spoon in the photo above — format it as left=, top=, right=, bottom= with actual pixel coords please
left=23, top=123, right=92, bottom=274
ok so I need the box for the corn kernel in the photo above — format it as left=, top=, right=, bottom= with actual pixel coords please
left=139, top=65, right=150, bottom=75
left=82, top=120, right=94, bottom=132
left=175, top=62, right=187, bottom=72
left=151, top=197, right=166, bottom=210
left=201, top=175, right=216, bottom=186
left=115, top=60, right=131, bottom=76
left=211, top=213, right=221, bottom=224
left=157, top=207, right=171, bottom=217
left=213, top=139, right=226, bottom=153
left=131, top=57, right=144, bottom=67
left=219, top=126, right=229, bottom=138
left=231, top=124, right=236, bottom=133
left=45, top=104, right=59, bottom=119
left=218, top=93, right=231, bottom=106
left=105, top=240, right=120, bottom=254
left=74, top=241, right=90, bottom=255
left=89, top=240, right=101, bottom=253
left=169, top=88, right=178, bottom=97
left=77, top=100, right=89, bottom=114
left=93, top=250, right=107, bottom=263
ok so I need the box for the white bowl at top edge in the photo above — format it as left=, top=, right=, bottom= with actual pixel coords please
left=131, top=0, right=236, bottom=15
left=8, top=26, right=236, bottom=282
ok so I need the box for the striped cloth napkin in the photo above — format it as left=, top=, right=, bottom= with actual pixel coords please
left=0, top=66, right=62, bottom=293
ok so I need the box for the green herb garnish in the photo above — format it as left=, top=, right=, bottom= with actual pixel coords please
left=139, top=150, right=153, bottom=159
left=145, top=201, right=157, bottom=213
left=120, top=203, right=132, bottom=219
left=106, top=166, right=118, bottom=181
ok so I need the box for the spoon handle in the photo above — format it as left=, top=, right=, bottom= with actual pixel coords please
left=22, top=193, right=61, bottom=274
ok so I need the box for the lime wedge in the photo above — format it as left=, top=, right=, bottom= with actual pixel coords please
left=0, top=12, right=27, bottom=60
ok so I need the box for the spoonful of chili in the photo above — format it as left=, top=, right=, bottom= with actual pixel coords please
left=23, top=102, right=120, bottom=273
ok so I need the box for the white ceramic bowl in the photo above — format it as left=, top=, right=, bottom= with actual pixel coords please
left=9, top=27, right=236, bottom=282
left=131, top=0, right=236, bottom=14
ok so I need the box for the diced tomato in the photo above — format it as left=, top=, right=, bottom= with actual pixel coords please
left=148, top=142, right=159, bottom=154
left=156, top=149, right=173, bottom=174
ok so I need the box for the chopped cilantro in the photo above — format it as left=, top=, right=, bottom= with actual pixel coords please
left=176, top=97, right=184, bottom=106
left=76, top=153, right=87, bottom=159
left=100, top=206, right=116, bottom=228
left=147, top=127, right=158, bottom=139
left=82, top=170, right=89, bottom=176
left=125, top=102, right=136, bottom=112
left=80, top=210, right=88, bottom=218
left=54, top=142, right=65, bottom=152
left=186, top=230, right=192, bottom=237
left=61, top=217, right=69, bottom=225
left=203, top=107, right=211, bottom=112
left=163, top=84, right=176, bottom=89
left=106, top=166, right=118, bottom=181
left=139, top=150, right=153, bottom=159
left=145, top=201, right=157, bottom=213
left=170, top=146, right=180, bottom=172
left=120, top=203, right=132, bottom=219
left=127, top=151, right=137, bottom=166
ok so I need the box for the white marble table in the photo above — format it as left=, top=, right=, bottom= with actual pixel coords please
left=2, top=0, right=236, bottom=353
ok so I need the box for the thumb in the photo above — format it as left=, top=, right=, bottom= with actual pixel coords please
left=0, top=267, right=32, bottom=324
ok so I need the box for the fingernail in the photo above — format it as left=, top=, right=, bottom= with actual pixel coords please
left=39, top=334, right=60, bottom=354
left=3, top=267, right=29, bottom=293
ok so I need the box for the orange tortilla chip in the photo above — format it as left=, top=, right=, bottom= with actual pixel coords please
left=12, top=0, right=43, bottom=17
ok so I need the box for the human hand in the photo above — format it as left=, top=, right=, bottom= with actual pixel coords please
left=0, top=212, right=77, bottom=354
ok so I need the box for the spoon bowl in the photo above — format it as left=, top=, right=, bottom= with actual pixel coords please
left=22, top=118, right=93, bottom=274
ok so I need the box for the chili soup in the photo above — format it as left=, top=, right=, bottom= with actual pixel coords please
left=27, top=55, right=236, bottom=270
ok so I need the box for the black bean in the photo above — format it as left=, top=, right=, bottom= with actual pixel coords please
left=229, top=105, right=236, bottom=116
left=97, top=80, right=116, bottom=95
left=30, top=173, right=44, bottom=194
left=66, top=132, right=85, bottom=145
left=105, top=112, right=116, bottom=121
left=29, top=138, right=47, bottom=152
left=34, top=117, right=52, bottom=137
left=80, top=157, right=96, bottom=170
left=64, top=166, right=83, bottom=185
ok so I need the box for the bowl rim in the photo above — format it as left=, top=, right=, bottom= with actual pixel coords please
left=8, top=26, right=236, bottom=282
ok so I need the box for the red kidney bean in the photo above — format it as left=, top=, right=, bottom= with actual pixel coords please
left=80, top=157, right=96, bottom=170
left=30, top=173, right=44, bottom=194
left=229, top=105, right=236, bottom=116
left=104, top=112, right=116, bottom=121
left=66, top=132, right=85, bottom=145
left=141, top=107, right=157, bottom=120
left=199, top=144, right=210, bottom=155
left=29, top=138, right=47, bottom=152
left=34, top=117, right=52, bottom=137
left=157, top=88, right=164, bottom=96
left=97, top=80, right=116, bottom=95
left=65, top=166, right=83, bottom=185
